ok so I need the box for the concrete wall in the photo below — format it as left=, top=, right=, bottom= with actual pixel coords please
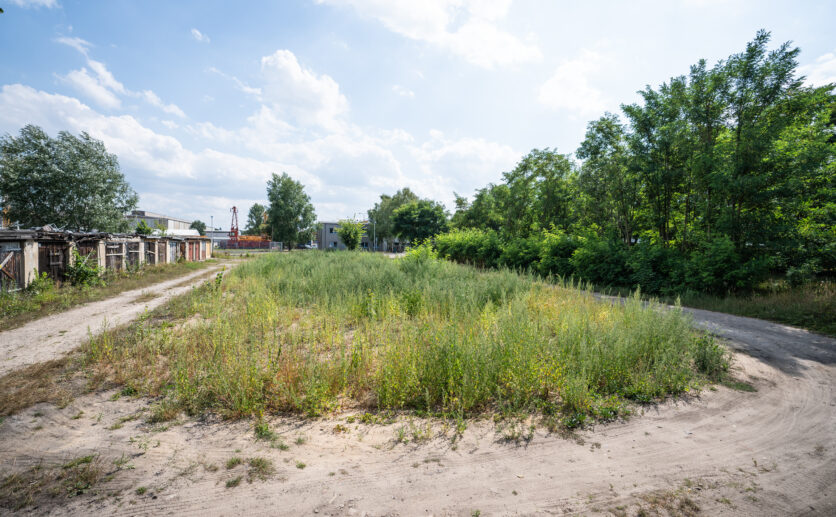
left=317, top=223, right=345, bottom=250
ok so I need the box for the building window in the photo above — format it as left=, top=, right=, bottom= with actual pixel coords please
left=329, top=227, right=335, bottom=234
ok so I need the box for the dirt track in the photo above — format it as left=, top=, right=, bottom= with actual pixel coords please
left=0, top=294, right=834, bottom=515
left=0, top=263, right=232, bottom=377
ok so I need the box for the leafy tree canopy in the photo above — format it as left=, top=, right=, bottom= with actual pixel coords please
left=0, top=125, right=138, bottom=231
left=367, top=188, right=418, bottom=247
left=266, top=172, right=317, bottom=247
left=392, top=200, right=449, bottom=244
left=244, top=203, right=267, bottom=236
left=190, top=220, right=207, bottom=236
left=337, top=218, right=365, bottom=250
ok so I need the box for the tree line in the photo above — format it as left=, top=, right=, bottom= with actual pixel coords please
left=438, top=31, right=834, bottom=293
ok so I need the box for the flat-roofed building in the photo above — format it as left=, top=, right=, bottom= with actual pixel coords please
left=126, top=210, right=192, bottom=231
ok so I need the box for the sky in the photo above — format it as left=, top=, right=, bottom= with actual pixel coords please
left=1, top=0, right=835, bottom=229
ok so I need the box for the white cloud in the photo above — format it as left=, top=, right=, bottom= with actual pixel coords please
left=56, top=38, right=186, bottom=118
left=799, top=49, right=836, bottom=87
left=392, top=85, right=415, bottom=98
left=260, top=49, right=349, bottom=130
left=60, top=67, right=123, bottom=109
left=8, top=0, right=59, bottom=8
left=86, top=60, right=127, bottom=95
left=55, top=36, right=91, bottom=56
left=161, top=120, right=179, bottom=130
left=141, top=90, right=186, bottom=118
left=58, top=59, right=135, bottom=111
left=208, top=67, right=262, bottom=97
left=316, top=0, right=541, bottom=69
left=538, top=49, right=608, bottom=116
left=410, top=130, right=519, bottom=201
left=191, top=28, right=210, bottom=43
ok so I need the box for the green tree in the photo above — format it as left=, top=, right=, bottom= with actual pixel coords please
left=451, top=184, right=508, bottom=232
left=501, top=149, right=577, bottom=236
left=392, top=200, right=449, bottom=243
left=337, top=218, right=365, bottom=250
left=190, top=220, right=207, bottom=236
left=135, top=220, right=153, bottom=235
left=266, top=172, right=317, bottom=248
left=0, top=125, right=138, bottom=231
left=719, top=30, right=804, bottom=252
left=244, top=203, right=267, bottom=236
left=367, top=188, right=418, bottom=250
left=576, top=113, right=641, bottom=245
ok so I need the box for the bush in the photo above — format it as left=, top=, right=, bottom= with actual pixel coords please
left=786, top=260, right=820, bottom=287
left=537, top=230, right=578, bottom=278
left=499, top=235, right=541, bottom=272
left=684, top=236, right=769, bottom=293
left=27, top=272, right=55, bottom=295
left=628, top=241, right=686, bottom=294
left=570, top=236, right=630, bottom=286
left=65, top=249, right=103, bottom=287
left=398, top=241, right=439, bottom=278
left=435, top=228, right=501, bottom=268
left=692, top=335, right=729, bottom=380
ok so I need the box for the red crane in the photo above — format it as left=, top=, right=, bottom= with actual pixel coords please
left=229, top=206, right=240, bottom=244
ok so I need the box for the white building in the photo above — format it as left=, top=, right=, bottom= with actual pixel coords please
left=126, top=210, right=192, bottom=231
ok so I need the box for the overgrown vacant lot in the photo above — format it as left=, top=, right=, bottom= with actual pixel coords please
left=87, top=249, right=727, bottom=425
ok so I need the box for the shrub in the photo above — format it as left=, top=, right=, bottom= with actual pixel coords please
left=692, top=335, right=729, bottom=380
left=569, top=236, right=630, bottom=286
left=499, top=235, right=541, bottom=271
left=65, top=249, right=103, bottom=287
left=537, top=230, right=578, bottom=279
left=628, top=241, right=686, bottom=294
left=435, top=228, right=497, bottom=266
left=684, top=236, right=769, bottom=293
left=786, top=259, right=820, bottom=287
left=398, top=241, right=439, bottom=278
left=27, top=272, right=55, bottom=295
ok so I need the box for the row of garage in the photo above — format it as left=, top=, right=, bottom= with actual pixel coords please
left=0, top=228, right=212, bottom=291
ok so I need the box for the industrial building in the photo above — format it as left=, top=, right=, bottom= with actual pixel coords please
left=125, top=210, right=193, bottom=231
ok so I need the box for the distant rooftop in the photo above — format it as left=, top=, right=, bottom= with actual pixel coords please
left=128, top=210, right=191, bottom=224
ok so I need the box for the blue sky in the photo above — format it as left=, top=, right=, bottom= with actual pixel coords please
left=1, top=0, right=835, bottom=228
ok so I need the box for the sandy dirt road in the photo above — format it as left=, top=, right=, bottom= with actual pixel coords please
left=0, top=296, right=833, bottom=515
left=0, top=262, right=234, bottom=377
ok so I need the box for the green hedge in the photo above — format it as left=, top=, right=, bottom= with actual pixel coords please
left=434, top=229, right=770, bottom=295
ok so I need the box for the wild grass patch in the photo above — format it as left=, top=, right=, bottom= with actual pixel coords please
left=0, top=455, right=104, bottom=511
left=0, top=260, right=215, bottom=331
left=83, top=251, right=728, bottom=427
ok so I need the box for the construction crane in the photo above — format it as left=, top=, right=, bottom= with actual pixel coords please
left=229, top=206, right=240, bottom=244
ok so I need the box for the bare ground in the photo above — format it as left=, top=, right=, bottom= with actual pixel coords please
left=0, top=262, right=233, bottom=377
left=0, top=296, right=834, bottom=515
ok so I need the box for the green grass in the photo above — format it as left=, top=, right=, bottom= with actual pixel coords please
left=0, top=260, right=216, bottom=331
left=677, top=280, right=835, bottom=337
left=599, top=279, right=835, bottom=337
left=83, top=249, right=728, bottom=426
